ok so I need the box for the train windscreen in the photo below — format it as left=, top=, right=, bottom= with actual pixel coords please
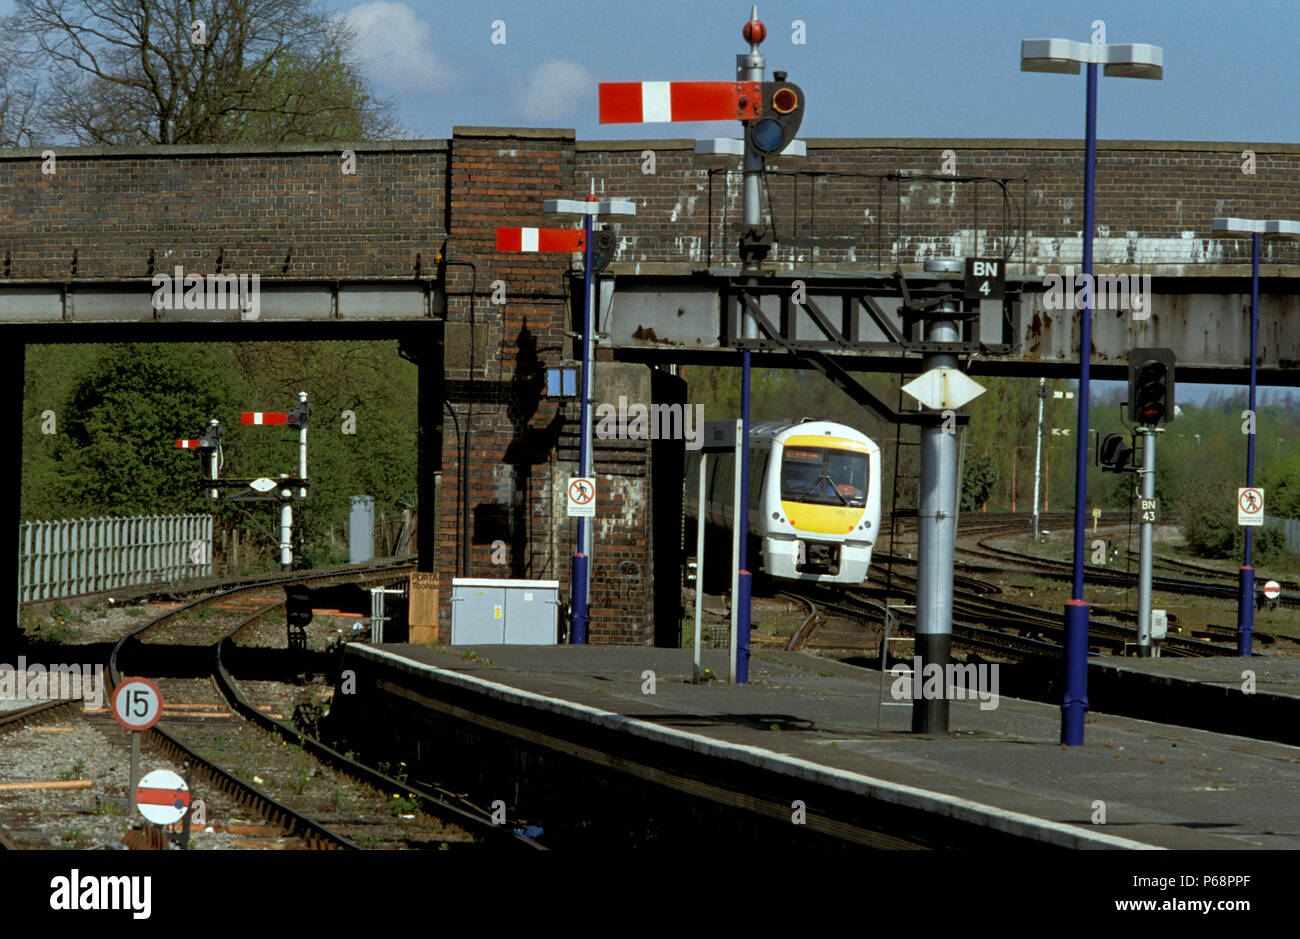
left=780, top=446, right=869, bottom=506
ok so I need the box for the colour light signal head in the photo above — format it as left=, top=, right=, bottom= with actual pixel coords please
left=285, top=585, right=313, bottom=627
left=1127, top=348, right=1175, bottom=426
left=1098, top=433, right=1134, bottom=473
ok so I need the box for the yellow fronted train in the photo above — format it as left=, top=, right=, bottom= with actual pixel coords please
left=686, top=419, right=882, bottom=584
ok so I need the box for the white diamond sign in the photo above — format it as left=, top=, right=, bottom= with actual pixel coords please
left=249, top=477, right=277, bottom=492
left=901, top=368, right=987, bottom=411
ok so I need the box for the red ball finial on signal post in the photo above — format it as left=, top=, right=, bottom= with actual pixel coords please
left=743, top=5, right=765, bottom=45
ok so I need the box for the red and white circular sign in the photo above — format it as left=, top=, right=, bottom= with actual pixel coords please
left=1264, top=580, right=1281, bottom=600
left=111, top=678, right=164, bottom=731
left=136, top=769, right=190, bottom=826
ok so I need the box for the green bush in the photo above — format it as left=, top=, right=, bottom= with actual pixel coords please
left=960, top=454, right=999, bottom=510
left=1181, top=470, right=1237, bottom=558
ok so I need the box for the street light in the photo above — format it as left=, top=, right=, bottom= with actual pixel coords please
left=1020, top=32, right=1164, bottom=747
left=1210, top=216, right=1300, bottom=655
left=692, top=131, right=803, bottom=682
left=543, top=193, right=637, bottom=644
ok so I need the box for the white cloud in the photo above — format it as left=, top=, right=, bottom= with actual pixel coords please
left=341, top=2, right=449, bottom=90
left=515, top=60, right=596, bottom=121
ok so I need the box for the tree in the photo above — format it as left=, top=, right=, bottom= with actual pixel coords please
left=960, top=453, right=999, bottom=510
left=0, top=21, right=41, bottom=146
left=1261, top=452, right=1300, bottom=519
left=9, top=0, right=401, bottom=145
left=57, top=343, right=252, bottom=516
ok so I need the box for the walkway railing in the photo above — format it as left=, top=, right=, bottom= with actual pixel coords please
left=19, top=514, right=214, bottom=602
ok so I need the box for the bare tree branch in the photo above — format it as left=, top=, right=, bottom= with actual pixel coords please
left=6, top=0, right=403, bottom=145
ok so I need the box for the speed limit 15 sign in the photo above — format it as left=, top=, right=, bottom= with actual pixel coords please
left=111, top=678, right=164, bottom=731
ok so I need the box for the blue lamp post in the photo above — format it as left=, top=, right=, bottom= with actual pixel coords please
left=1020, top=35, right=1163, bottom=746
left=1211, top=217, right=1300, bottom=656
left=544, top=194, right=636, bottom=643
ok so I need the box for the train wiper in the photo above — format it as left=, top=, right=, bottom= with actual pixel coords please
left=798, top=472, right=850, bottom=506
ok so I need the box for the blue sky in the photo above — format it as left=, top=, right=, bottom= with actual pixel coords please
left=312, top=0, right=1300, bottom=144
left=5, top=0, right=1293, bottom=143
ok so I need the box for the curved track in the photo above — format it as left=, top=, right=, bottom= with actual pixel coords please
left=108, top=565, right=542, bottom=850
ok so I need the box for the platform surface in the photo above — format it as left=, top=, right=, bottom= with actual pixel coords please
left=383, top=643, right=1300, bottom=850
left=1093, top=654, right=1300, bottom=698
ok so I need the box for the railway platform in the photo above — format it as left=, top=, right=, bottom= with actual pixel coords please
left=331, top=643, right=1300, bottom=850
left=1086, top=655, right=1300, bottom=747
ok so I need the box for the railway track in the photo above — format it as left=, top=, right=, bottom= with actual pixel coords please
left=964, top=534, right=1298, bottom=611
left=1122, top=549, right=1300, bottom=590
left=784, top=586, right=1071, bottom=662
left=107, top=564, right=542, bottom=851
left=780, top=550, right=1240, bottom=664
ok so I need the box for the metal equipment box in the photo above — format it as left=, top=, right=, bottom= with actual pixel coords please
left=349, top=495, right=374, bottom=563
left=450, top=578, right=560, bottom=645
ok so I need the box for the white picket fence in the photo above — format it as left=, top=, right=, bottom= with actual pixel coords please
left=19, top=514, right=214, bottom=602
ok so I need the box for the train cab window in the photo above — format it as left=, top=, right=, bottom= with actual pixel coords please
left=781, top=446, right=868, bottom=506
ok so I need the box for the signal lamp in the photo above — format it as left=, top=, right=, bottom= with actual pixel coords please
left=746, top=81, right=805, bottom=156
left=285, top=585, right=313, bottom=628
left=1128, top=348, right=1175, bottom=426
left=1098, top=433, right=1134, bottom=473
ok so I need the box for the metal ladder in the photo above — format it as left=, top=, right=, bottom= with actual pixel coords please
left=876, top=600, right=916, bottom=728
left=879, top=375, right=922, bottom=728
left=886, top=374, right=922, bottom=593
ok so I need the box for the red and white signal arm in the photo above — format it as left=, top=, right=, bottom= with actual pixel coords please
left=599, top=81, right=763, bottom=123
left=242, top=411, right=288, bottom=425
left=495, top=228, right=586, bottom=253
left=176, top=439, right=202, bottom=449
left=112, top=678, right=164, bottom=731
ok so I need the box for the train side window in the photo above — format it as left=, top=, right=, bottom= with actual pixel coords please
left=712, top=452, right=734, bottom=521
left=748, top=449, right=768, bottom=510
left=684, top=452, right=700, bottom=501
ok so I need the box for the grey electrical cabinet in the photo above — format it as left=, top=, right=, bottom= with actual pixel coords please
left=450, top=578, right=560, bottom=645
left=349, top=495, right=374, bottom=563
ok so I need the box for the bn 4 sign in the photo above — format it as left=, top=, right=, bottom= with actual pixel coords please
left=964, top=257, right=1005, bottom=300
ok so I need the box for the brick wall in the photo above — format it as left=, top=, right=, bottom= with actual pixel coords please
left=576, top=138, right=1300, bottom=272
left=0, top=141, right=448, bottom=279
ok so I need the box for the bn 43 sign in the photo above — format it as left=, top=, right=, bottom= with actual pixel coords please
left=1140, top=497, right=1159, bottom=523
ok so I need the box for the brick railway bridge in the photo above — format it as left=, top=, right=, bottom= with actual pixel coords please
left=3, top=129, right=1299, bottom=644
